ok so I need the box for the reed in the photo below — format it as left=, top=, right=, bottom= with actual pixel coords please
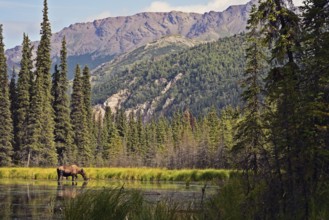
left=62, top=187, right=199, bottom=220
left=0, top=167, right=234, bottom=182
left=0, top=167, right=57, bottom=180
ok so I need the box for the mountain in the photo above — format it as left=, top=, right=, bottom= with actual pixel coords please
left=91, top=35, right=199, bottom=83
left=92, top=34, right=247, bottom=121
left=5, top=0, right=255, bottom=79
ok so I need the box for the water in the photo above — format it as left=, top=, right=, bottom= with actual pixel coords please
left=0, top=179, right=218, bottom=219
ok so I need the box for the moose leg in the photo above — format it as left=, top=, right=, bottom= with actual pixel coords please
left=57, top=169, right=63, bottom=181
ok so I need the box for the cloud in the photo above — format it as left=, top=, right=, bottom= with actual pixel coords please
left=143, top=0, right=250, bottom=13
left=144, top=0, right=304, bottom=13
left=85, top=11, right=112, bottom=22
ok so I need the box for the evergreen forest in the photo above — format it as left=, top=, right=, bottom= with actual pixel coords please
left=0, top=0, right=328, bottom=218
left=92, top=35, right=247, bottom=118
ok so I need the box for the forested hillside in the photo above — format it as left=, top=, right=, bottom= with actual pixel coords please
left=92, top=35, right=247, bottom=119
left=91, top=35, right=199, bottom=84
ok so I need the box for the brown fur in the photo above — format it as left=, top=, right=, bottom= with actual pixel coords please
left=57, top=165, right=88, bottom=181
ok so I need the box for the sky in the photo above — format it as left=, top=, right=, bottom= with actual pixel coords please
left=0, top=0, right=304, bottom=49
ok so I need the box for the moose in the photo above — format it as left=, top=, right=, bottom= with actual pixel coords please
left=57, top=165, right=88, bottom=181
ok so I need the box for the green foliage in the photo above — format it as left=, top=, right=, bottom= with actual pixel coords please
left=228, top=0, right=329, bottom=219
left=71, top=65, right=92, bottom=165
left=0, top=24, right=13, bottom=166
left=37, top=0, right=57, bottom=166
left=233, top=4, right=268, bottom=188
left=27, top=60, right=44, bottom=166
left=15, top=35, right=34, bottom=165
left=82, top=65, right=92, bottom=126
left=205, top=177, right=246, bottom=220
left=27, top=0, right=57, bottom=166
left=9, top=68, right=17, bottom=146
left=52, top=37, right=74, bottom=165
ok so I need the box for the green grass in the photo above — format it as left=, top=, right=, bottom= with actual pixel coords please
left=0, top=167, right=234, bottom=182
left=59, top=175, right=329, bottom=220
left=0, top=167, right=57, bottom=180
left=62, top=187, right=199, bottom=220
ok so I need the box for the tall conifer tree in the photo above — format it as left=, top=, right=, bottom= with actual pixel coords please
left=16, top=35, right=34, bottom=165
left=71, top=65, right=92, bottom=165
left=31, top=0, right=57, bottom=166
left=94, top=113, right=105, bottom=166
left=300, top=0, right=329, bottom=211
left=0, top=24, right=13, bottom=166
left=234, top=5, right=269, bottom=189
left=52, top=37, right=74, bottom=164
left=82, top=65, right=93, bottom=156
left=101, top=107, right=112, bottom=161
left=82, top=66, right=92, bottom=126
left=245, top=0, right=313, bottom=218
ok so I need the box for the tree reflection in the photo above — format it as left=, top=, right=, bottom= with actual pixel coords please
left=0, top=181, right=89, bottom=219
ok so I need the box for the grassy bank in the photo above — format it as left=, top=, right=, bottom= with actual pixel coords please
left=0, top=167, right=234, bottom=182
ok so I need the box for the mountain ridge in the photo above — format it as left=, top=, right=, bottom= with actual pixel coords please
left=5, top=1, right=255, bottom=78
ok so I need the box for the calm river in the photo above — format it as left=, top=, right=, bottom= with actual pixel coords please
left=0, top=179, right=218, bottom=219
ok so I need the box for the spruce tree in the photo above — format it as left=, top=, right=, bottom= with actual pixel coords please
left=16, top=35, right=34, bottom=165
left=9, top=68, right=18, bottom=150
left=245, top=0, right=310, bottom=217
left=233, top=5, right=269, bottom=187
left=103, top=107, right=122, bottom=165
left=82, top=66, right=92, bottom=126
left=116, top=109, right=127, bottom=138
left=52, top=37, right=74, bottom=164
left=206, top=107, right=220, bottom=161
left=302, top=0, right=329, bottom=164
left=29, top=0, right=57, bottom=166
left=144, top=120, right=157, bottom=166
left=171, top=111, right=182, bottom=148
left=27, top=61, right=43, bottom=166
left=94, top=112, right=105, bottom=166
left=0, top=24, right=13, bottom=166
left=71, top=65, right=92, bottom=165
left=136, top=112, right=146, bottom=159
left=127, top=112, right=138, bottom=154
left=102, top=107, right=112, bottom=161
left=82, top=65, right=93, bottom=157
left=300, top=0, right=329, bottom=212
left=108, top=122, right=124, bottom=166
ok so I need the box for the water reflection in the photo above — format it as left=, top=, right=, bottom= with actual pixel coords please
left=56, top=181, right=88, bottom=199
left=0, top=179, right=217, bottom=219
left=0, top=181, right=88, bottom=219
